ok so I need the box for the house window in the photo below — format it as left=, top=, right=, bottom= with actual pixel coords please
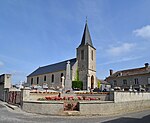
left=81, top=50, right=84, bottom=60
left=134, top=78, right=139, bottom=85
left=37, top=77, right=39, bottom=85
left=113, top=80, right=117, bottom=86
left=61, top=73, right=63, bottom=82
left=148, top=78, right=150, bottom=84
left=91, top=50, right=93, bottom=60
left=44, top=76, right=46, bottom=81
left=31, top=78, right=33, bottom=85
left=123, top=79, right=127, bottom=85
left=51, top=74, right=54, bottom=83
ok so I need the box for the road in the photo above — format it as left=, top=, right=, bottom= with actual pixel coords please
left=0, top=103, right=150, bottom=123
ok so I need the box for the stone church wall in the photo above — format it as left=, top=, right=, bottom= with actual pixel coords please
left=27, top=70, right=66, bottom=88
left=27, top=67, right=77, bottom=89
left=88, top=45, right=96, bottom=71
left=77, top=45, right=88, bottom=90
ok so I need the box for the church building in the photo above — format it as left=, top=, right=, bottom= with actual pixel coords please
left=27, top=21, right=96, bottom=90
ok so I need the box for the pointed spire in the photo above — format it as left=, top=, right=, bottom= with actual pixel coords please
left=79, top=19, right=93, bottom=47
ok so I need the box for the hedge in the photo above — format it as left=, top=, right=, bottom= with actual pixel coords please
left=72, top=81, right=83, bottom=90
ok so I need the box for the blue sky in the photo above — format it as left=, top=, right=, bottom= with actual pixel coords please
left=0, top=0, right=150, bottom=84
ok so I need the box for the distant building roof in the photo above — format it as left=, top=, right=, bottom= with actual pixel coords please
left=27, top=58, right=76, bottom=77
left=97, top=78, right=110, bottom=85
left=106, top=64, right=150, bottom=79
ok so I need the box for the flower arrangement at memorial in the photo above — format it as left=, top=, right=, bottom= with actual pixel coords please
left=75, top=92, right=109, bottom=95
left=37, top=96, right=100, bottom=101
left=30, top=91, right=59, bottom=94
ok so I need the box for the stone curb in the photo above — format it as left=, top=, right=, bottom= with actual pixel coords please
left=0, top=101, right=19, bottom=110
left=4, top=104, right=16, bottom=110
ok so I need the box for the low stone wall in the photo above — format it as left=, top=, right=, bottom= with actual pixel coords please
left=77, top=92, right=150, bottom=115
left=79, top=100, right=150, bottom=115
left=22, top=89, right=59, bottom=101
left=76, top=93, right=113, bottom=101
left=26, top=93, right=59, bottom=101
left=22, top=100, right=150, bottom=115
left=21, top=91, right=150, bottom=116
left=22, top=101, right=64, bottom=115
left=114, top=92, right=150, bottom=103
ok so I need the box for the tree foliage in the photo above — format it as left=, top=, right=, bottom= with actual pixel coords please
left=75, top=68, right=79, bottom=81
left=97, top=80, right=101, bottom=89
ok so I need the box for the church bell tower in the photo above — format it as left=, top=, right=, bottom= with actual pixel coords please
left=77, top=21, right=96, bottom=90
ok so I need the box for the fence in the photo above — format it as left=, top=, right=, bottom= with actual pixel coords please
left=8, top=91, right=21, bottom=105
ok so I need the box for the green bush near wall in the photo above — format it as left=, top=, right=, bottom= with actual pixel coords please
left=97, top=80, right=101, bottom=89
left=72, top=81, right=83, bottom=90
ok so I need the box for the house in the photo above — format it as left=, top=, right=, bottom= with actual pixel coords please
left=105, top=63, right=150, bottom=91
left=27, top=21, right=96, bottom=90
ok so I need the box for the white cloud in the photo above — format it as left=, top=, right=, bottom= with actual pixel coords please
left=0, top=61, right=4, bottom=67
left=98, top=56, right=142, bottom=66
left=10, top=70, right=27, bottom=83
left=107, top=43, right=136, bottom=56
left=133, top=25, right=150, bottom=40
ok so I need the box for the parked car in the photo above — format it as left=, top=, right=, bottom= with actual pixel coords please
left=93, top=87, right=101, bottom=92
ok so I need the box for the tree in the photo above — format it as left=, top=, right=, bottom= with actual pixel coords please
left=75, top=68, right=79, bottom=81
left=97, top=80, right=101, bottom=89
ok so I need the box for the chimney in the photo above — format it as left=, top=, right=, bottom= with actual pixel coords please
left=110, top=69, right=113, bottom=76
left=145, top=63, right=149, bottom=68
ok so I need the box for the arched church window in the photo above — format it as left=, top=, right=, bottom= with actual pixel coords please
left=81, top=50, right=84, bottom=60
left=44, top=75, right=46, bottom=81
left=37, top=77, right=39, bottom=84
left=51, top=74, right=54, bottom=83
left=31, top=78, right=33, bottom=85
left=61, top=73, right=63, bottom=82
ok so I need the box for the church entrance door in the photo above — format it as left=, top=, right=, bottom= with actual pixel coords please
left=91, top=75, right=94, bottom=89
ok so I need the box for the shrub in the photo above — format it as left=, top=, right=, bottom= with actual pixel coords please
left=72, top=81, right=83, bottom=90
left=97, top=80, right=101, bottom=89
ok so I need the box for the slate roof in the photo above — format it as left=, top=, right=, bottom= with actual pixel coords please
left=79, top=22, right=94, bottom=48
left=27, top=58, right=76, bottom=77
left=107, top=66, right=150, bottom=79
